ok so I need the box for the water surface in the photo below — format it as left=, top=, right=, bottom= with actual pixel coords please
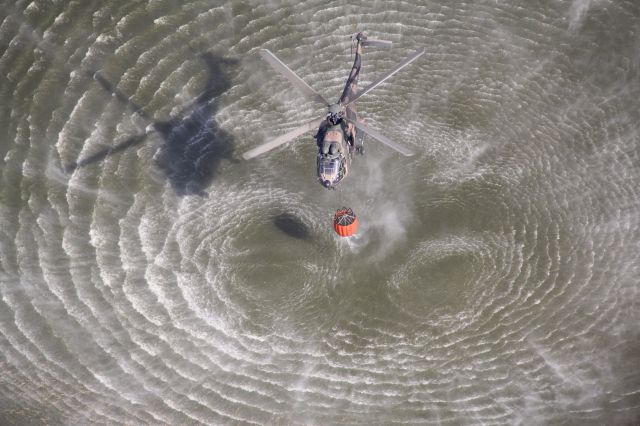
left=1, top=0, right=639, bottom=424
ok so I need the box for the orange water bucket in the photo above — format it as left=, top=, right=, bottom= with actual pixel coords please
left=333, top=207, right=358, bottom=237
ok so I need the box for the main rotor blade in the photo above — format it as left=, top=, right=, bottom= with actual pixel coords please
left=259, top=49, right=329, bottom=107
left=243, top=117, right=324, bottom=160
left=344, top=48, right=425, bottom=106
left=347, top=119, right=415, bottom=157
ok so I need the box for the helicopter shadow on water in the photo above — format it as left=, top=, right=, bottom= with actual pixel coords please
left=66, top=51, right=315, bottom=241
left=65, top=52, right=239, bottom=197
left=272, top=212, right=312, bottom=241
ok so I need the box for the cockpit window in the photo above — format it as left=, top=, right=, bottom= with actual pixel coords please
left=319, top=159, right=338, bottom=175
left=318, top=156, right=344, bottom=188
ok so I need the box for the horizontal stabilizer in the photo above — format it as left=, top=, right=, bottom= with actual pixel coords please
left=363, top=39, right=392, bottom=48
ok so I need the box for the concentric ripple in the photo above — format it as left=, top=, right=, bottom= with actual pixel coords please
left=1, top=0, right=639, bottom=424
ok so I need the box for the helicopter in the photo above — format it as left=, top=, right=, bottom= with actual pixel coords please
left=242, top=32, right=425, bottom=189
